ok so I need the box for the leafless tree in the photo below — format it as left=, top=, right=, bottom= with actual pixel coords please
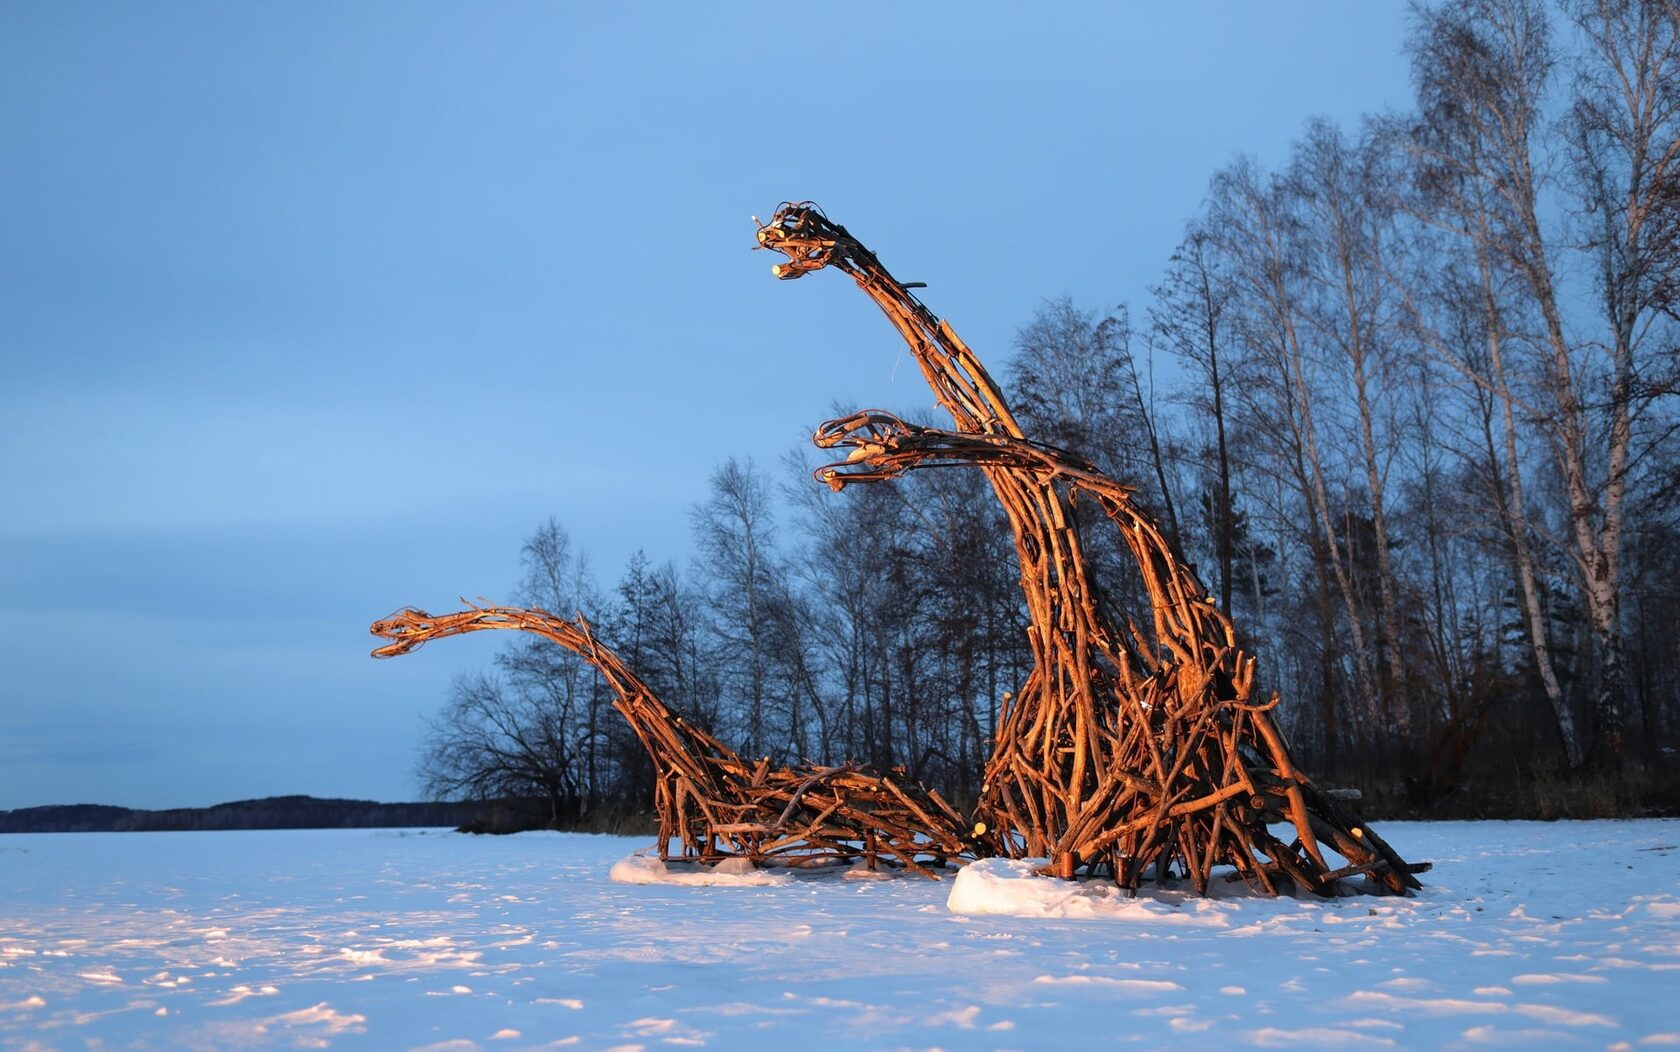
left=417, top=672, right=581, bottom=826
left=692, top=457, right=790, bottom=760
left=1151, top=224, right=1237, bottom=611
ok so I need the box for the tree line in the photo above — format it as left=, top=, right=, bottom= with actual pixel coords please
left=421, top=0, right=1679, bottom=823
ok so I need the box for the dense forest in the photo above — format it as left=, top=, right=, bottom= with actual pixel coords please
left=420, top=0, right=1679, bottom=824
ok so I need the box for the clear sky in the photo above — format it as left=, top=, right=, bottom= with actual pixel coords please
left=0, top=3, right=1416, bottom=809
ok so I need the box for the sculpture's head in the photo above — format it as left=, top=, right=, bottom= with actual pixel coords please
left=814, top=412, right=1107, bottom=492
left=811, top=409, right=925, bottom=491
left=754, top=201, right=842, bottom=280
left=369, top=607, right=436, bottom=658
left=813, top=408, right=921, bottom=452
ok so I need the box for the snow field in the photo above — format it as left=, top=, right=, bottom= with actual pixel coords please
left=0, top=820, right=1676, bottom=1049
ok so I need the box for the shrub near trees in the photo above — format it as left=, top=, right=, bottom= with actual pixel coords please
left=421, top=0, right=1679, bottom=824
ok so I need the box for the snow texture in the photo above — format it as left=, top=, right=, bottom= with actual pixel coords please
left=949, top=858, right=1239, bottom=924
left=609, top=853, right=790, bottom=887
left=1, top=821, right=1676, bottom=1049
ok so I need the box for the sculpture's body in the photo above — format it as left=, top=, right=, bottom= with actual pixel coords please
left=810, top=411, right=1420, bottom=894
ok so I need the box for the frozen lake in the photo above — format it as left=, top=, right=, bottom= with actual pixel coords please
left=2, top=821, right=1676, bottom=1049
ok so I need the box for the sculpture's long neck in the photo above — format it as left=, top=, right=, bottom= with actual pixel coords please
left=374, top=607, right=743, bottom=786
left=831, top=243, right=1024, bottom=440
left=830, top=242, right=1111, bottom=650
left=822, top=233, right=1134, bottom=837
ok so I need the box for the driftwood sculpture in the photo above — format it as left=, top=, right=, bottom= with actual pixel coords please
left=760, top=202, right=1425, bottom=896
left=370, top=605, right=970, bottom=876
left=368, top=200, right=1424, bottom=898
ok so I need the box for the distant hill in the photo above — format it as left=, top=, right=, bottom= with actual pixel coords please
left=0, top=795, right=505, bottom=833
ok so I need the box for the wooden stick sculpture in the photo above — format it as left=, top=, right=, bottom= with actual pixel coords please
left=367, top=201, right=1424, bottom=897
left=762, top=203, right=1425, bottom=896
left=370, top=605, right=970, bottom=876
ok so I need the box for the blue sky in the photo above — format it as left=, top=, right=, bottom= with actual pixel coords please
left=0, top=3, right=1415, bottom=809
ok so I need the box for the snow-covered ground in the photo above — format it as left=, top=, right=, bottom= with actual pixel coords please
left=1, top=821, right=1676, bottom=1050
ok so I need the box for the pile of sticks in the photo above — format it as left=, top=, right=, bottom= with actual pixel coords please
left=370, top=606, right=970, bottom=876
left=763, top=203, right=1426, bottom=896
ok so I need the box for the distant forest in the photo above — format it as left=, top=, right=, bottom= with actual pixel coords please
left=421, top=0, right=1680, bottom=825
left=0, top=797, right=491, bottom=834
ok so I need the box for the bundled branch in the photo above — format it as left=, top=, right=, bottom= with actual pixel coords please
left=371, top=605, right=971, bottom=876
left=762, top=203, right=1426, bottom=896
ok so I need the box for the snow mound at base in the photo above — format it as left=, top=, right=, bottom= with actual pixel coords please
left=946, top=858, right=1229, bottom=925
left=608, top=854, right=791, bottom=887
